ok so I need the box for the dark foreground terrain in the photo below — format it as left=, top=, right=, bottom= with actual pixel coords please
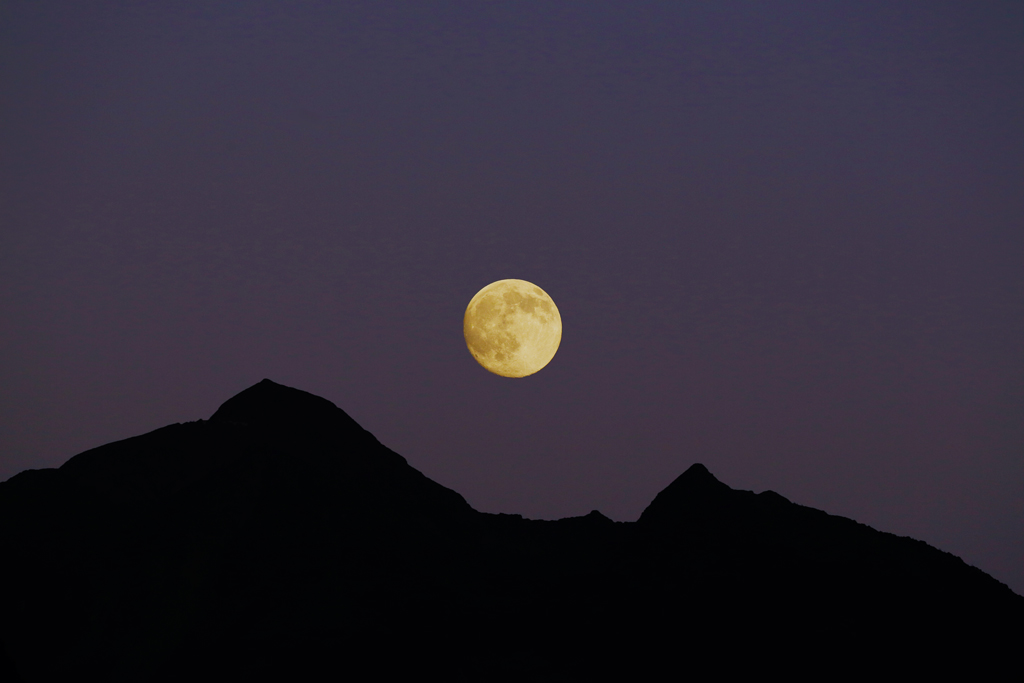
left=2, top=380, right=1020, bottom=680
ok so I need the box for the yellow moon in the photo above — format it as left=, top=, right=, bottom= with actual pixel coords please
left=464, top=279, right=562, bottom=378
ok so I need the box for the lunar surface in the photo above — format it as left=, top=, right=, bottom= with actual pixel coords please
left=464, top=279, right=562, bottom=377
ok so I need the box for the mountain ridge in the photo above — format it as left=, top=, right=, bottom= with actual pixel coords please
left=1, top=379, right=1019, bottom=680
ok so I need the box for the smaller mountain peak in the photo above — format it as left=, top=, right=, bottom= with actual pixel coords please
left=637, top=463, right=733, bottom=526
left=576, top=509, right=613, bottom=525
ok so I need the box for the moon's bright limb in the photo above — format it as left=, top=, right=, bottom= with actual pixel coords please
left=464, top=279, right=561, bottom=378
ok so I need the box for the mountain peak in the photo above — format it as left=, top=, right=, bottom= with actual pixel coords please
left=662, top=462, right=730, bottom=494
left=677, top=462, right=722, bottom=483
left=209, top=379, right=369, bottom=439
left=637, top=463, right=733, bottom=525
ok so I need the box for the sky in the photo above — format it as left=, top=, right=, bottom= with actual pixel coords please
left=2, top=2, right=1022, bottom=594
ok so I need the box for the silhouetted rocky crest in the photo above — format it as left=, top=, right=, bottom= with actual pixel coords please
left=637, top=462, right=732, bottom=522
left=1, top=380, right=1020, bottom=681
left=209, top=378, right=369, bottom=437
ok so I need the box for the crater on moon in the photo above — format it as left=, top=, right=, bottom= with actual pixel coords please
left=463, top=279, right=561, bottom=378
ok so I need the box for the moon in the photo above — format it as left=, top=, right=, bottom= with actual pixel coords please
left=464, top=279, right=562, bottom=378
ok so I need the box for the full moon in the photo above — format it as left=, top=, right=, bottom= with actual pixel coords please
left=464, top=279, right=562, bottom=378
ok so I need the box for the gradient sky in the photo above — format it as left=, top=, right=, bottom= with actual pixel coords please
left=2, top=2, right=1022, bottom=594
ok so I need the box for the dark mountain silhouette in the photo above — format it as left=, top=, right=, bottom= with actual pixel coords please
left=1, top=379, right=1020, bottom=680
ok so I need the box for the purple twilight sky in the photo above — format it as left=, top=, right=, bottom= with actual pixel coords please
left=2, top=2, right=1022, bottom=594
